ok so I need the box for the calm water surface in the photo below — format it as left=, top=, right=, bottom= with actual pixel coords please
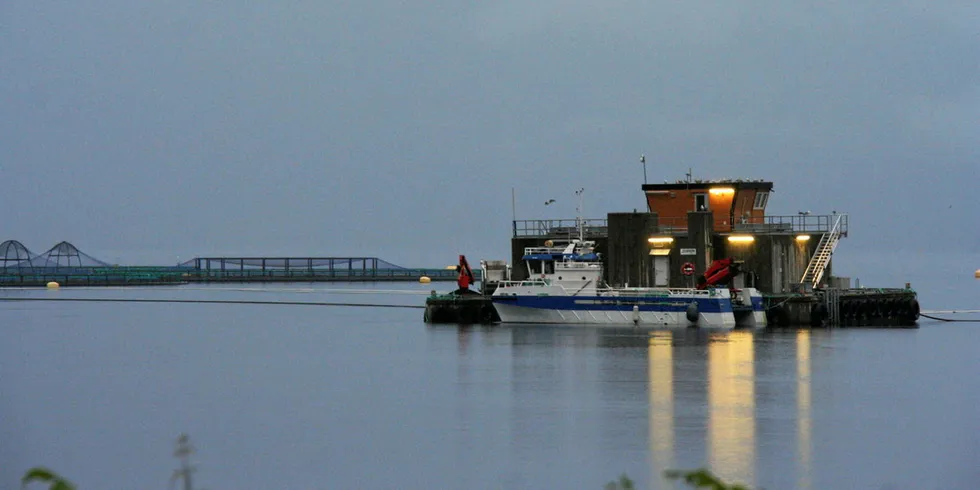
left=2, top=273, right=979, bottom=489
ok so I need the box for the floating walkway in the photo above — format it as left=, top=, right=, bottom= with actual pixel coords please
left=0, top=241, right=474, bottom=286
left=0, top=265, right=469, bottom=287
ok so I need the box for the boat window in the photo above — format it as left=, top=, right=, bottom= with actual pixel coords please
left=753, top=192, right=769, bottom=209
left=694, top=193, right=708, bottom=211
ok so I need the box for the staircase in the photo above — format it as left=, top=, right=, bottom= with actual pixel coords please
left=801, top=214, right=845, bottom=288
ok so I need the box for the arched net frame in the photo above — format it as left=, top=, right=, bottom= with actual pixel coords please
left=0, top=240, right=36, bottom=269
left=25, top=241, right=110, bottom=269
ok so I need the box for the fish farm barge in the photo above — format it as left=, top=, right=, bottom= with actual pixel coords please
left=426, top=175, right=921, bottom=328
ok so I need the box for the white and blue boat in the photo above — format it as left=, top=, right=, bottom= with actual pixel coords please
left=491, top=241, right=765, bottom=328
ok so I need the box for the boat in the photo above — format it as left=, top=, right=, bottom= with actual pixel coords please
left=491, top=240, right=765, bottom=328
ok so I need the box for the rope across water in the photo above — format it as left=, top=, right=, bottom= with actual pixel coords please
left=0, top=297, right=424, bottom=309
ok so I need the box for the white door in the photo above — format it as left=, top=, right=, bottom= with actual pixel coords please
left=654, top=256, right=669, bottom=287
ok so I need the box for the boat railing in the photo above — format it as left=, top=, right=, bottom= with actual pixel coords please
left=615, top=287, right=724, bottom=296
left=523, top=246, right=570, bottom=256
left=495, top=279, right=550, bottom=288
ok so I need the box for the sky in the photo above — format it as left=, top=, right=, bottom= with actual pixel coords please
left=1, top=0, right=977, bottom=269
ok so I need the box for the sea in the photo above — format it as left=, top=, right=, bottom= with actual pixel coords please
left=2, top=250, right=979, bottom=490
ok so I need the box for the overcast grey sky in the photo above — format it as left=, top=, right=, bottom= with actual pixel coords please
left=2, top=1, right=977, bottom=268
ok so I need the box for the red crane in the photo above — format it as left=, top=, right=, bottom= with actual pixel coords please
left=696, top=258, right=742, bottom=290
left=456, top=255, right=475, bottom=293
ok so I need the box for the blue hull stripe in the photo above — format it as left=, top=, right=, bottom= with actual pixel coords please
left=493, top=295, right=733, bottom=313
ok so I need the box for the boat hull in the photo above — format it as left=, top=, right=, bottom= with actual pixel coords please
left=492, top=294, right=736, bottom=328
left=732, top=288, right=767, bottom=328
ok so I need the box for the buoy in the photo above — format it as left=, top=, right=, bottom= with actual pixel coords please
left=975, top=269, right=980, bottom=279
left=419, top=276, right=431, bottom=284
left=686, top=302, right=699, bottom=323
left=46, top=281, right=60, bottom=289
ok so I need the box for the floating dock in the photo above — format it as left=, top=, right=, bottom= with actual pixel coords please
left=425, top=288, right=920, bottom=327
left=423, top=292, right=499, bottom=324
left=765, top=287, right=921, bottom=327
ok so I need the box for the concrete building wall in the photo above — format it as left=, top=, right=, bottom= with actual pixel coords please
left=511, top=219, right=834, bottom=294
left=606, top=212, right=659, bottom=287
left=716, top=234, right=828, bottom=293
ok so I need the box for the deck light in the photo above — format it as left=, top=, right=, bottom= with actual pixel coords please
left=727, top=235, right=755, bottom=243
left=708, top=187, right=735, bottom=195
left=796, top=235, right=811, bottom=241
left=647, top=237, right=674, bottom=244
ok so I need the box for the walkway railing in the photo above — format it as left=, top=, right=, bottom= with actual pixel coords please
left=733, top=214, right=848, bottom=235
left=514, top=214, right=847, bottom=238
left=512, top=219, right=608, bottom=238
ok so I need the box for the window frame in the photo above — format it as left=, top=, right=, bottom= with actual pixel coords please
left=694, top=193, right=709, bottom=211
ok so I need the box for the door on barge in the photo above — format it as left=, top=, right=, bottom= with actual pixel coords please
left=653, top=255, right=670, bottom=287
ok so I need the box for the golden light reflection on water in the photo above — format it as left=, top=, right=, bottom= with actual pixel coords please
left=797, top=329, right=812, bottom=490
left=648, top=331, right=673, bottom=484
left=708, top=331, right=755, bottom=488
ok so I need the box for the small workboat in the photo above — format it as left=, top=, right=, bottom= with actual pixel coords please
left=491, top=240, right=765, bottom=328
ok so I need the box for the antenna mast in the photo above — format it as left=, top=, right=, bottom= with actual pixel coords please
left=170, top=434, right=195, bottom=490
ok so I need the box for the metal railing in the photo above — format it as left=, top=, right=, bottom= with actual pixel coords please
left=732, top=214, right=848, bottom=235
left=649, top=217, right=688, bottom=234
left=513, top=214, right=848, bottom=237
left=513, top=219, right=608, bottom=238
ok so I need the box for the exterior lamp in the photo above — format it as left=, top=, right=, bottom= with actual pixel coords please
left=796, top=235, right=811, bottom=241
left=727, top=235, right=755, bottom=243
left=648, top=237, right=674, bottom=244
left=708, top=187, right=735, bottom=195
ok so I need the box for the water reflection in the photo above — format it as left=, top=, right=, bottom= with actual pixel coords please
left=439, top=325, right=816, bottom=489
left=797, top=329, right=812, bottom=490
left=648, top=331, right=674, bottom=485
left=708, top=331, right=755, bottom=488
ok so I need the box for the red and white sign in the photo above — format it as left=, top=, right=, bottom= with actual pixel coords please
left=681, top=262, right=696, bottom=276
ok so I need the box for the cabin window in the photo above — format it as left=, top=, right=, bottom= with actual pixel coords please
left=753, top=191, right=769, bottom=209
left=694, top=194, right=708, bottom=211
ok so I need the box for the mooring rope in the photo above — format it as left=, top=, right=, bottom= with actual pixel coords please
left=764, top=295, right=799, bottom=311
left=919, top=313, right=980, bottom=323
left=0, top=286, right=437, bottom=295
left=0, top=297, right=424, bottom=309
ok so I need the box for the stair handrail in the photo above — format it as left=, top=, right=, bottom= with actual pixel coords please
left=802, top=213, right=845, bottom=287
